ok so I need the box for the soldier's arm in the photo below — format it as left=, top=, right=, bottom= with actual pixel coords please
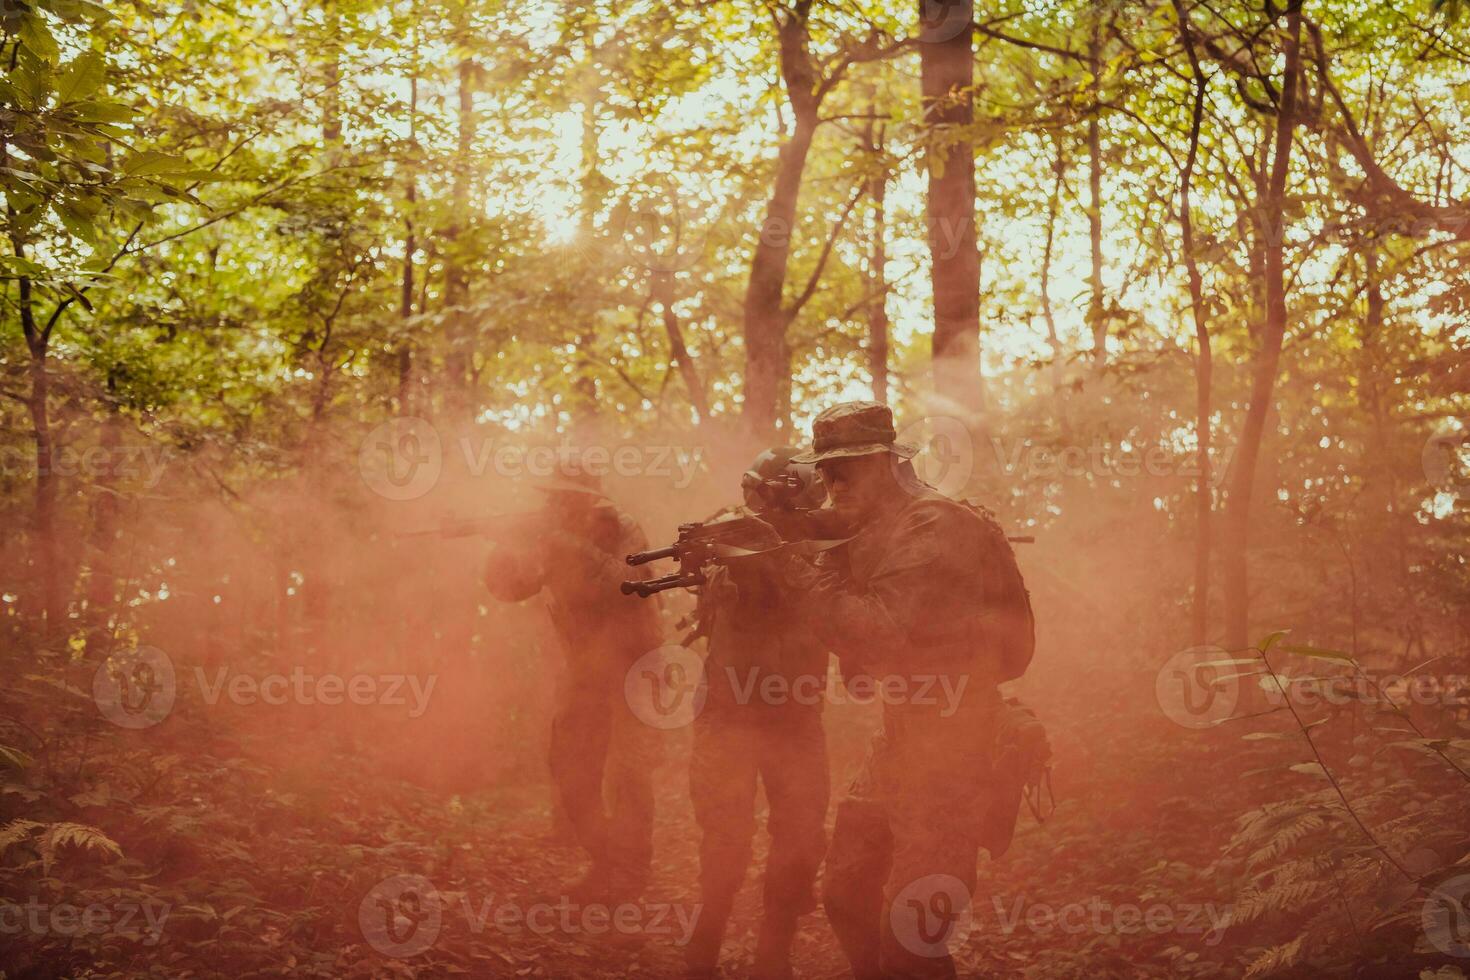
left=544, top=508, right=652, bottom=599
left=810, top=501, right=973, bottom=667
left=483, top=544, right=545, bottom=602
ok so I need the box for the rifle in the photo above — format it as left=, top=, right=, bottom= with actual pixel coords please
left=620, top=515, right=794, bottom=598
left=621, top=513, right=1034, bottom=599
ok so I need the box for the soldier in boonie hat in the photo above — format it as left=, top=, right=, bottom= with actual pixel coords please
left=791, top=401, right=919, bottom=465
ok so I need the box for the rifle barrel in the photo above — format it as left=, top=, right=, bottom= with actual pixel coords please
left=626, top=544, right=679, bottom=566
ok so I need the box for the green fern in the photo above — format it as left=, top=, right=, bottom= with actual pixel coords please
left=0, top=819, right=123, bottom=873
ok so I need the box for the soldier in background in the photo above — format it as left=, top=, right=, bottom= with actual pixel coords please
left=792, top=402, right=1035, bottom=980
left=683, top=449, right=831, bottom=980
left=483, top=461, right=663, bottom=903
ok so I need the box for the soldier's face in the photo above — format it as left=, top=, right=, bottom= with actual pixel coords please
left=818, top=453, right=892, bottom=520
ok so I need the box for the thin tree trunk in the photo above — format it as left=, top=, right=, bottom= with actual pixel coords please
left=26, top=335, right=59, bottom=629
left=443, top=54, right=476, bottom=420
left=1222, top=0, right=1304, bottom=650
left=1041, top=135, right=1067, bottom=418
left=652, top=271, right=709, bottom=423
left=398, top=59, right=418, bottom=414
left=1175, top=0, right=1214, bottom=646
left=1086, top=21, right=1107, bottom=368
left=573, top=91, right=603, bottom=423
left=863, top=106, right=891, bottom=405
left=921, top=0, right=984, bottom=415
left=85, top=372, right=123, bottom=646
left=742, top=2, right=820, bottom=442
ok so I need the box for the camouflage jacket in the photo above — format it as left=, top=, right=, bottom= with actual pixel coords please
left=484, top=503, right=663, bottom=678
left=693, top=512, right=827, bottom=724
left=810, top=481, right=1006, bottom=780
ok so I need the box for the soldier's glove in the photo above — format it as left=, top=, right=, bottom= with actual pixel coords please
left=777, top=553, right=825, bottom=591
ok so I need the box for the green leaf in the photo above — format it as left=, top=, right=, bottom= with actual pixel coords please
left=71, top=99, right=134, bottom=123
left=124, top=150, right=190, bottom=176
left=1258, top=630, right=1291, bottom=653
left=1279, top=644, right=1358, bottom=666
left=56, top=50, right=105, bottom=103
left=0, top=744, right=33, bottom=769
left=19, top=13, right=60, bottom=65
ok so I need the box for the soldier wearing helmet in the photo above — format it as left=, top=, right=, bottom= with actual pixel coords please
left=683, top=447, right=832, bottom=980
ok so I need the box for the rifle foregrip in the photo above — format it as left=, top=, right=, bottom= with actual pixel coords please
left=627, top=545, right=678, bottom=566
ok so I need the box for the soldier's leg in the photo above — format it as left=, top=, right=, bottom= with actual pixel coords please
left=606, top=691, right=661, bottom=892
left=877, top=807, right=982, bottom=980
left=548, top=676, right=614, bottom=891
left=753, top=716, right=829, bottom=979
left=685, top=713, right=759, bottom=974
left=821, top=795, right=893, bottom=980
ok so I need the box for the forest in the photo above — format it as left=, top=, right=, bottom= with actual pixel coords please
left=1, top=0, right=1469, bottom=976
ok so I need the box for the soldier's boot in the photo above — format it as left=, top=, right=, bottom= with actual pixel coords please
left=566, top=860, right=613, bottom=905
left=751, top=913, right=799, bottom=980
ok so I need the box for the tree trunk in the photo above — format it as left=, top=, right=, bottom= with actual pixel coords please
left=443, top=54, right=477, bottom=421
left=920, top=0, right=984, bottom=415
left=27, top=340, right=60, bottom=630
left=864, top=108, right=891, bottom=405
left=1175, top=0, right=1214, bottom=646
left=1086, top=21, right=1107, bottom=368
left=652, top=272, right=709, bottom=423
left=398, top=63, right=418, bottom=414
left=1041, top=134, right=1067, bottom=426
left=572, top=92, right=603, bottom=423
left=85, top=373, right=123, bottom=649
left=1222, top=0, right=1304, bottom=650
left=742, top=3, right=819, bottom=442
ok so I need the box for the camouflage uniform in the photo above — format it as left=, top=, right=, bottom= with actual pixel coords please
left=484, top=496, right=663, bottom=895
left=685, top=536, right=830, bottom=979
left=794, top=403, right=1008, bottom=980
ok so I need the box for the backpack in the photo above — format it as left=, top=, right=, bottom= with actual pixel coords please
left=960, top=501, right=1036, bottom=683
left=979, top=696, right=1054, bottom=858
